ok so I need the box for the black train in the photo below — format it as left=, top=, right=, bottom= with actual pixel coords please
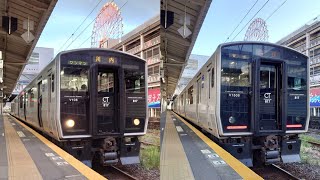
left=11, top=48, right=148, bottom=166
left=173, top=42, right=309, bottom=166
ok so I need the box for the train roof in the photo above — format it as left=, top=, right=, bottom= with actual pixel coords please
left=217, top=41, right=308, bottom=59
left=174, top=41, right=309, bottom=99
left=58, top=48, right=146, bottom=62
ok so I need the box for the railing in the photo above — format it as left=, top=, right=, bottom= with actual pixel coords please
left=147, top=55, right=160, bottom=65
left=294, top=43, right=306, bottom=52
left=310, top=54, right=320, bottom=65
left=148, top=74, right=160, bottom=83
left=310, top=36, right=320, bottom=48
left=127, top=45, right=141, bottom=55
left=143, top=36, right=160, bottom=50
left=310, top=74, right=320, bottom=86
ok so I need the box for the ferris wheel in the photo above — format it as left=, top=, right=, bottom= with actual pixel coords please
left=91, top=2, right=123, bottom=48
left=244, top=18, right=269, bottom=42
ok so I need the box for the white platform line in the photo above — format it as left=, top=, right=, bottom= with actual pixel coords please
left=17, top=131, right=26, bottom=137
left=176, top=126, right=184, bottom=132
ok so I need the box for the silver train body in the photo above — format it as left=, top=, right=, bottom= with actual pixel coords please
left=173, top=42, right=310, bottom=166
left=11, top=48, right=148, bottom=166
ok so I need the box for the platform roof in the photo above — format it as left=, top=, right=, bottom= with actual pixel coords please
left=0, top=0, right=57, bottom=99
left=160, top=0, right=212, bottom=99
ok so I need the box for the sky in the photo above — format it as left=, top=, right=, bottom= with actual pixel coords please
left=191, top=0, right=320, bottom=56
left=36, top=0, right=159, bottom=56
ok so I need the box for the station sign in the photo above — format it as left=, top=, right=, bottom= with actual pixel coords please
left=94, top=56, right=118, bottom=65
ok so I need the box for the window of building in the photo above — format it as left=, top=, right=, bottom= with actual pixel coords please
left=154, top=65, right=160, bottom=74
left=188, top=86, right=194, bottom=104
left=148, top=67, right=153, bottom=75
left=148, top=65, right=160, bottom=76
left=153, top=47, right=159, bottom=56
left=28, top=52, right=39, bottom=64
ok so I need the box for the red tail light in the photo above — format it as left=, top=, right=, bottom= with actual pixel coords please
left=286, top=124, right=302, bottom=128
left=227, top=125, right=247, bottom=130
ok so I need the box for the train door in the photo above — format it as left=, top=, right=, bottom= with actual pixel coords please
left=90, top=64, right=119, bottom=135
left=196, top=78, right=201, bottom=124
left=47, top=74, right=52, bottom=130
left=37, top=81, right=43, bottom=127
left=206, top=68, right=212, bottom=127
left=256, top=61, right=285, bottom=134
left=23, top=94, right=26, bottom=120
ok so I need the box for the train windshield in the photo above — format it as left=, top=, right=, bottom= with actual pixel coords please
left=221, top=60, right=251, bottom=87
left=287, top=63, right=307, bottom=91
left=220, top=44, right=252, bottom=132
left=60, top=64, right=90, bottom=135
left=61, top=67, right=89, bottom=92
left=125, top=70, right=145, bottom=93
left=287, top=59, right=308, bottom=129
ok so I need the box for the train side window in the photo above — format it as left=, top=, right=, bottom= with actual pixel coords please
left=211, top=68, right=214, bottom=88
left=51, top=74, right=54, bottom=92
left=181, top=94, right=184, bottom=106
left=20, top=96, right=23, bottom=108
left=188, top=86, right=193, bottom=104
left=30, top=90, right=35, bottom=107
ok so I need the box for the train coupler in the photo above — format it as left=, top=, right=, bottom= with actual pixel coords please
left=102, top=152, right=118, bottom=164
left=264, top=150, right=281, bottom=164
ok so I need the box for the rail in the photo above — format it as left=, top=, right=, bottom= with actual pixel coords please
left=253, top=164, right=300, bottom=180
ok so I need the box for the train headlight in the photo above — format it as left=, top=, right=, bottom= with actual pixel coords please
left=66, top=119, right=75, bottom=128
left=229, top=116, right=236, bottom=124
left=133, top=118, right=140, bottom=126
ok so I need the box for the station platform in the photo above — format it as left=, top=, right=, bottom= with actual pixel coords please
left=0, top=114, right=106, bottom=180
left=160, top=111, right=263, bottom=180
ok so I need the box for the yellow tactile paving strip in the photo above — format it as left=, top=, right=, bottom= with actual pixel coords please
left=172, top=111, right=263, bottom=180
left=10, top=115, right=107, bottom=180
left=160, top=111, right=195, bottom=180
left=4, top=116, right=43, bottom=180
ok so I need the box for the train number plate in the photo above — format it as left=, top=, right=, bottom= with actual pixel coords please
left=228, top=93, right=240, bottom=97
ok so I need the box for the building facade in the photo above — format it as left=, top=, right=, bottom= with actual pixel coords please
left=277, top=15, right=320, bottom=117
left=175, top=54, right=210, bottom=95
left=110, top=15, right=161, bottom=118
left=13, top=47, right=54, bottom=95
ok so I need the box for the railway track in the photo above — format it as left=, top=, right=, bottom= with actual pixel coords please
left=94, top=165, right=138, bottom=180
left=306, top=140, right=320, bottom=147
left=253, top=164, right=300, bottom=180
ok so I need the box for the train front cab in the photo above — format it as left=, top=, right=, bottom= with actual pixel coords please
left=217, top=43, right=309, bottom=166
left=58, top=50, right=147, bottom=165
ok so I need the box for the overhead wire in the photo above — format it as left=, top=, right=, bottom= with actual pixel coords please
left=224, top=0, right=259, bottom=42
left=57, top=0, right=104, bottom=53
left=231, top=0, right=270, bottom=41
left=64, top=0, right=116, bottom=51
left=77, top=0, right=128, bottom=48
left=265, top=0, right=287, bottom=21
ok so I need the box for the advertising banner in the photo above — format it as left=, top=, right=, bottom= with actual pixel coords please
left=148, top=88, right=160, bottom=108
left=310, top=88, right=320, bottom=107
